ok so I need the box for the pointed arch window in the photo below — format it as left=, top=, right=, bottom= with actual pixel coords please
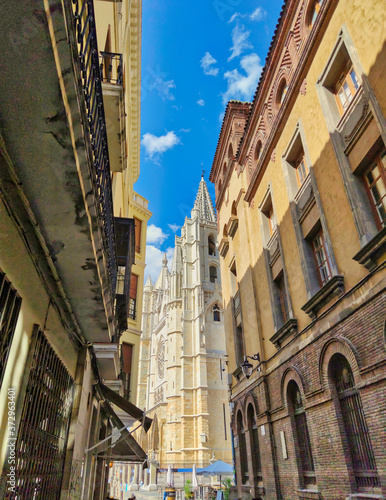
left=247, top=404, right=263, bottom=484
left=208, top=235, right=216, bottom=256
left=288, top=381, right=316, bottom=487
left=210, top=265, right=217, bottom=283
left=255, top=140, right=262, bottom=163
left=330, top=354, right=379, bottom=489
left=213, top=304, right=220, bottom=322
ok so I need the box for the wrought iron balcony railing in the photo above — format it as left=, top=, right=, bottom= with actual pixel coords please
left=100, top=52, right=123, bottom=85
left=70, top=0, right=117, bottom=292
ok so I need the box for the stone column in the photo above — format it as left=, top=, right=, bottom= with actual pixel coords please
left=148, top=460, right=158, bottom=491
left=129, top=464, right=139, bottom=490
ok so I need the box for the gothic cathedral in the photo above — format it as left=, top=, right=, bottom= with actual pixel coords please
left=136, top=177, right=232, bottom=478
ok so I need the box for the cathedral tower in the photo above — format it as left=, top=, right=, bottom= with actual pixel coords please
left=137, top=177, right=231, bottom=478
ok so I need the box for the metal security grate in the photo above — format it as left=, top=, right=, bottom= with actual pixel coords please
left=334, top=356, right=379, bottom=489
left=0, top=270, right=22, bottom=388
left=4, top=330, right=74, bottom=499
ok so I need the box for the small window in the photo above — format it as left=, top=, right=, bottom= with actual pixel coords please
left=266, top=205, right=277, bottom=236
left=334, top=62, right=359, bottom=115
left=228, top=143, right=234, bottom=160
left=277, top=79, right=288, bottom=106
left=223, top=161, right=227, bottom=176
left=362, top=149, right=386, bottom=230
left=294, top=151, right=309, bottom=187
left=309, top=0, right=325, bottom=27
left=210, top=265, right=217, bottom=283
left=213, top=304, right=220, bottom=322
left=311, top=229, right=332, bottom=287
left=255, top=141, right=262, bottom=162
left=208, top=235, right=216, bottom=256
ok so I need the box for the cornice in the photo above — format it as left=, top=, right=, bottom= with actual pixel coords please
left=244, top=0, right=338, bottom=202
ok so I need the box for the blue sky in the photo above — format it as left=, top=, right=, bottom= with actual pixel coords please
left=134, top=0, right=284, bottom=281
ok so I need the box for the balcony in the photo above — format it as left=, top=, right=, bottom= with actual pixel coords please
left=100, top=51, right=126, bottom=173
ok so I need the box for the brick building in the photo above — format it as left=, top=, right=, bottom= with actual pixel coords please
left=210, top=0, right=385, bottom=499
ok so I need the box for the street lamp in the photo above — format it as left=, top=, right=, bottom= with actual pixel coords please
left=241, top=353, right=260, bottom=379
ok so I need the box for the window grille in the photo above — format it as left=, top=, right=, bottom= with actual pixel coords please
left=0, top=271, right=22, bottom=388
left=332, top=355, right=379, bottom=489
left=4, top=330, right=74, bottom=499
left=247, top=405, right=263, bottom=483
left=290, top=383, right=316, bottom=486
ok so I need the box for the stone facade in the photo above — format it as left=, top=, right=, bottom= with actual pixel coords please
left=210, top=0, right=386, bottom=499
left=136, top=178, right=232, bottom=486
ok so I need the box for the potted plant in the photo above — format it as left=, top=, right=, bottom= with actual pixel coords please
left=184, top=480, right=194, bottom=499
left=221, top=478, right=231, bottom=500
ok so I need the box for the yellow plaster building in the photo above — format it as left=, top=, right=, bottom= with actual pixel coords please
left=210, top=0, right=386, bottom=499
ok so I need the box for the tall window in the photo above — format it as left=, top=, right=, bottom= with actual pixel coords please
left=247, top=404, right=263, bottom=484
left=294, top=151, right=309, bottom=187
left=362, top=149, right=386, bottom=230
left=129, top=274, right=138, bottom=320
left=210, top=265, right=217, bottom=283
left=330, top=354, right=379, bottom=489
left=311, top=228, right=332, bottom=287
left=134, top=217, right=142, bottom=253
left=278, top=79, right=288, bottom=106
left=208, top=235, right=216, bottom=256
left=288, top=381, right=316, bottom=487
left=121, top=342, right=133, bottom=400
left=237, top=411, right=249, bottom=485
left=0, top=271, right=22, bottom=388
left=266, top=205, right=276, bottom=236
left=213, top=304, right=221, bottom=322
left=333, top=61, right=359, bottom=115
left=276, top=272, right=290, bottom=323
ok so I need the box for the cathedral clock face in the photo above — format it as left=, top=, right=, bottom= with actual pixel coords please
left=157, top=340, right=165, bottom=380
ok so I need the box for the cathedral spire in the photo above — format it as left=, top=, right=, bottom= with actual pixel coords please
left=192, top=176, right=216, bottom=223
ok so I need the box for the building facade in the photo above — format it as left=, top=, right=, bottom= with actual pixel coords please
left=0, top=0, right=151, bottom=499
left=135, top=178, right=232, bottom=489
left=210, top=0, right=386, bottom=499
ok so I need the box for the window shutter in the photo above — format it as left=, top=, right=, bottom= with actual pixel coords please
left=122, top=343, right=133, bottom=374
left=129, top=274, right=138, bottom=300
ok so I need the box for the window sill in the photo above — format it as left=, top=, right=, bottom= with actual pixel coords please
left=301, top=275, right=345, bottom=319
left=297, top=489, right=321, bottom=500
left=228, top=216, right=239, bottom=238
left=270, top=318, right=298, bottom=349
left=219, top=238, right=229, bottom=258
left=353, top=227, right=386, bottom=271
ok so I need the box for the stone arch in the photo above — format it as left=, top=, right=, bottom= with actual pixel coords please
left=233, top=399, right=246, bottom=431
left=244, top=391, right=259, bottom=417
left=281, top=366, right=307, bottom=408
left=204, top=298, right=223, bottom=318
left=319, top=337, right=362, bottom=391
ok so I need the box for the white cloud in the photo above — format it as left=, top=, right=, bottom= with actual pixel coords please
left=168, top=223, right=181, bottom=233
left=150, top=76, right=176, bottom=101
left=146, top=224, right=168, bottom=245
left=179, top=128, right=191, bottom=133
left=141, top=131, right=181, bottom=159
left=145, top=245, right=174, bottom=283
left=222, top=53, right=263, bottom=105
left=200, top=52, right=219, bottom=76
left=250, top=7, right=266, bottom=22
left=197, top=99, right=205, bottom=107
left=228, top=23, right=253, bottom=61
left=228, top=12, right=242, bottom=23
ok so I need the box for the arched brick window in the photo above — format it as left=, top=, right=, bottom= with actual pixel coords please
left=277, top=78, right=288, bottom=107
left=329, top=354, right=379, bottom=489
left=288, top=381, right=316, bottom=487
left=255, top=140, right=262, bottom=163
left=247, top=404, right=263, bottom=484
left=236, top=411, right=248, bottom=484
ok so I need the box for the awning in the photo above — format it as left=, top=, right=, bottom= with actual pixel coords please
left=99, top=382, right=152, bottom=432
left=101, top=400, right=147, bottom=462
